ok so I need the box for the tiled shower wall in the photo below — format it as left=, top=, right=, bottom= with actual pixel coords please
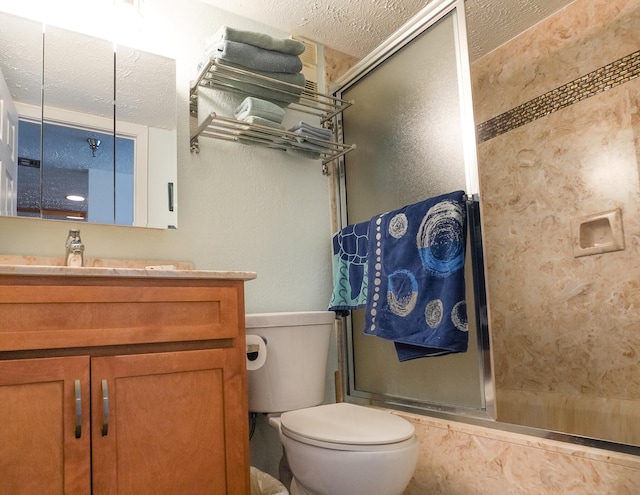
left=473, top=0, right=640, bottom=446
left=399, top=0, right=640, bottom=492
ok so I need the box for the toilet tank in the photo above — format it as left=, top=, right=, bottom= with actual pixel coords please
left=245, top=311, right=335, bottom=413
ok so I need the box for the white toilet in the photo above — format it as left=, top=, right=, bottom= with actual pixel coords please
left=246, top=311, right=419, bottom=495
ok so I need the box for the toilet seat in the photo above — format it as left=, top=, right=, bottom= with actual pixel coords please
left=280, top=402, right=415, bottom=452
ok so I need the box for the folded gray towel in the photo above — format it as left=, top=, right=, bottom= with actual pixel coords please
left=235, top=114, right=285, bottom=147
left=211, top=60, right=304, bottom=106
left=214, top=61, right=305, bottom=104
left=291, top=130, right=334, bottom=152
left=288, top=121, right=333, bottom=140
left=209, top=26, right=306, bottom=56
left=234, top=97, right=285, bottom=123
left=201, top=59, right=305, bottom=105
left=213, top=40, right=302, bottom=74
left=286, top=148, right=321, bottom=160
left=216, top=59, right=306, bottom=92
left=213, top=80, right=300, bottom=105
left=240, top=115, right=285, bottom=130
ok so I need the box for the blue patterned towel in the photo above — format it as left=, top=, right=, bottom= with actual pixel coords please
left=364, top=191, right=468, bottom=361
left=328, top=221, right=369, bottom=314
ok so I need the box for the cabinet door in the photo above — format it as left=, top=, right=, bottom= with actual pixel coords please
left=91, top=348, right=247, bottom=494
left=0, top=356, right=91, bottom=494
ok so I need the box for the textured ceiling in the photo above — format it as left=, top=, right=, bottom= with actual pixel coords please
left=198, top=0, right=576, bottom=61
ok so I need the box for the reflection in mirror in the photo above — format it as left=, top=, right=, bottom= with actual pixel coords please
left=0, top=13, right=42, bottom=218
left=18, top=120, right=134, bottom=223
left=43, top=25, right=118, bottom=223
left=116, top=45, right=177, bottom=227
left=44, top=26, right=115, bottom=123
left=0, top=10, right=177, bottom=228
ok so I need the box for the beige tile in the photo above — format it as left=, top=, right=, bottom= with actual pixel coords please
left=397, top=413, right=640, bottom=495
left=472, top=0, right=640, bottom=123
left=472, top=0, right=640, bottom=447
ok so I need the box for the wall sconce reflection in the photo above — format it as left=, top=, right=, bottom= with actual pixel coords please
left=87, top=138, right=101, bottom=157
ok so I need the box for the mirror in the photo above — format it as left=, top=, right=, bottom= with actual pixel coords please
left=42, top=25, right=117, bottom=223
left=0, top=11, right=177, bottom=228
left=116, top=44, right=177, bottom=228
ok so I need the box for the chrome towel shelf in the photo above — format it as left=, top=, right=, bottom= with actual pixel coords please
left=189, top=57, right=356, bottom=169
left=191, top=112, right=355, bottom=166
left=190, top=58, right=353, bottom=122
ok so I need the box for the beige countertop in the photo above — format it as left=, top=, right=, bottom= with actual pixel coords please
left=0, top=255, right=257, bottom=281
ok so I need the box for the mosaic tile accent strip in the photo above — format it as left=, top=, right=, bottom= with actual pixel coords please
left=476, top=49, right=640, bottom=143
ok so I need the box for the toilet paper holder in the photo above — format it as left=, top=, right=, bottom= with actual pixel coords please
left=245, top=335, right=268, bottom=370
left=246, top=343, right=260, bottom=361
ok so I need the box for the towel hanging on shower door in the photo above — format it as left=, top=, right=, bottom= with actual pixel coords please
left=363, top=190, right=469, bottom=361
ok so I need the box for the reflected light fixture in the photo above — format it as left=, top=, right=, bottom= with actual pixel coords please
left=87, top=138, right=101, bottom=157
left=66, top=194, right=86, bottom=202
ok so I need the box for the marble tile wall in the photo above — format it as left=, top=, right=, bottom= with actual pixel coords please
left=324, top=45, right=359, bottom=88
left=398, top=412, right=640, bottom=494
left=473, top=0, right=640, bottom=445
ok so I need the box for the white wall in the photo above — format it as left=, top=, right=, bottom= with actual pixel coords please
left=0, top=0, right=334, bottom=314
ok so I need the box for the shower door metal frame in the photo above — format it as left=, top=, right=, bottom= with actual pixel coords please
left=330, top=0, right=495, bottom=421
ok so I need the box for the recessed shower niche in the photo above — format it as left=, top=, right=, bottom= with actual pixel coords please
left=571, top=208, right=625, bottom=258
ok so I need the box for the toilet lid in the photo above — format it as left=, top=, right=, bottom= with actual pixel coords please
left=280, top=402, right=415, bottom=446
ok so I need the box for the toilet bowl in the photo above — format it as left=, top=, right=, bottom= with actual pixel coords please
left=274, top=402, right=418, bottom=495
left=246, top=312, right=419, bottom=495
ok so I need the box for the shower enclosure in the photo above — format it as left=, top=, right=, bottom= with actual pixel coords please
left=331, top=0, right=493, bottom=418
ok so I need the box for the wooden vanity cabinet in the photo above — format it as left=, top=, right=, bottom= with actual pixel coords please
left=0, top=355, right=91, bottom=494
left=0, top=273, right=251, bottom=495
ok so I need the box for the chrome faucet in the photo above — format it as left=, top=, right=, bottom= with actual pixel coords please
left=65, top=229, right=85, bottom=267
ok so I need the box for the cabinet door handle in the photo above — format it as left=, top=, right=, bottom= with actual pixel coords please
left=101, top=379, right=109, bottom=436
left=74, top=379, right=82, bottom=439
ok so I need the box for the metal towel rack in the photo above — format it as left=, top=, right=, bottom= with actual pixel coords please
left=191, top=58, right=353, bottom=121
left=189, top=57, right=356, bottom=167
left=191, top=112, right=355, bottom=164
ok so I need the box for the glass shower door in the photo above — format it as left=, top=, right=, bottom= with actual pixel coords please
left=333, top=0, right=493, bottom=417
